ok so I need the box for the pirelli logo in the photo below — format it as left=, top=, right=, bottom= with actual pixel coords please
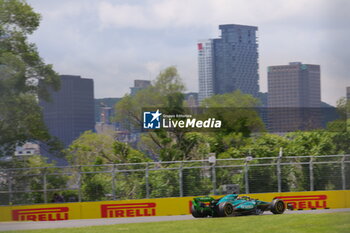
left=101, top=203, right=156, bottom=218
left=275, top=195, right=328, bottom=210
left=12, top=207, right=69, bottom=221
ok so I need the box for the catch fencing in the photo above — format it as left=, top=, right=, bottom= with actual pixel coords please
left=0, top=154, right=349, bottom=205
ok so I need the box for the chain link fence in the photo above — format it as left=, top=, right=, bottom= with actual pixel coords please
left=0, top=154, right=349, bottom=205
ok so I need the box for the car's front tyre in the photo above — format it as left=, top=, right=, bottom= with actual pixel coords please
left=270, top=199, right=286, bottom=214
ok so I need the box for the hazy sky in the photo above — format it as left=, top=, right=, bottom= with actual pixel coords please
left=27, top=0, right=349, bottom=105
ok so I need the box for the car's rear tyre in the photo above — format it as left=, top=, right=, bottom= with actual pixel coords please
left=218, top=202, right=235, bottom=217
left=270, top=199, right=285, bottom=214
left=191, top=205, right=208, bottom=218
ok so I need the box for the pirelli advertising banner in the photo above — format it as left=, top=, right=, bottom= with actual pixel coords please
left=1, top=190, right=349, bottom=222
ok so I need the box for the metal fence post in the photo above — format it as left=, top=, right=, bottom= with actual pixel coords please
left=78, top=166, right=82, bottom=202
left=277, top=157, right=281, bottom=193
left=179, top=162, right=183, bottom=197
left=212, top=163, right=216, bottom=195
left=112, top=165, right=116, bottom=200
left=43, top=169, right=47, bottom=203
left=341, top=154, right=346, bottom=190
left=8, top=171, right=12, bottom=205
left=309, top=157, right=314, bottom=191
left=277, top=148, right=282, bottom=193
left=145, top=163, right=150, bottom=198
left=245, top=163, right=249, bottom=194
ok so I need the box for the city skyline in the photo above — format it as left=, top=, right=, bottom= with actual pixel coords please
left=27, top=0, right=349, bottom=106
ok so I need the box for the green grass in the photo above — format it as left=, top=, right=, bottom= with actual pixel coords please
left=3, top=212, right=350, bottom=233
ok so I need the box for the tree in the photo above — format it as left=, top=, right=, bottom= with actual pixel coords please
left=64, top=131, right=151, bottom=201
left=200, top=91, right=265, bottom=154
left=0, top=0, right=60, bottom=157
left=66, top=131, right=150, bottom=165
left=1, top=155, right=68, bottom=205
left=333, top=97, right=350, bottom=120
left=327, top=97, right=350, bottom=154
left=201, top=91, right=264, bottom=135
left=115, top=66, right=185, bottom=128
left=116, top=67, right=209, bottom=161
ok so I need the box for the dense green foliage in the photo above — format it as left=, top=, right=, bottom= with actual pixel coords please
left=117, top=67, right=205, bottom=161
left=0, top=0, right=60, bottom=157
left=65, top=131, right=150, bottom=165
left=0, top=155, right=67, bottom=205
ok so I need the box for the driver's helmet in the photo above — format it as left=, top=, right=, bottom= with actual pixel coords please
left=237, top=196, right=250, bottom=201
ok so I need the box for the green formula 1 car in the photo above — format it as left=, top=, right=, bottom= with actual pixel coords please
left=191, top=194, right=292, bottom=217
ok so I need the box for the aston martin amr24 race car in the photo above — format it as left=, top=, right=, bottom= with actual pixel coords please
left=191, top=194, right=293, bottom=217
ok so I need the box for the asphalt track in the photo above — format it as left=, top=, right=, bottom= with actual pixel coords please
left=1, top=208, right=349, bottom=232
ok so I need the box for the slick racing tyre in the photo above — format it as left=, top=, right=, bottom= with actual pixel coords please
left=191, top=205, right=207, bottom=218
left=270, top=199, right=286, bottom=214
left=218, top=202, right=235, bottom=217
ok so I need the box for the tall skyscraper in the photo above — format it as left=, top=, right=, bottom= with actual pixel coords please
left=267, top=62, right=321, bottom=132
left=347, top=86, right=350, bottom=100
left=198, top=24, right=259, bottom=101
left=268, top=62, right=321, bottom=107
left=40, top=75, right=95, bottom=148
left=198, top=39, right=214, bottom=102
